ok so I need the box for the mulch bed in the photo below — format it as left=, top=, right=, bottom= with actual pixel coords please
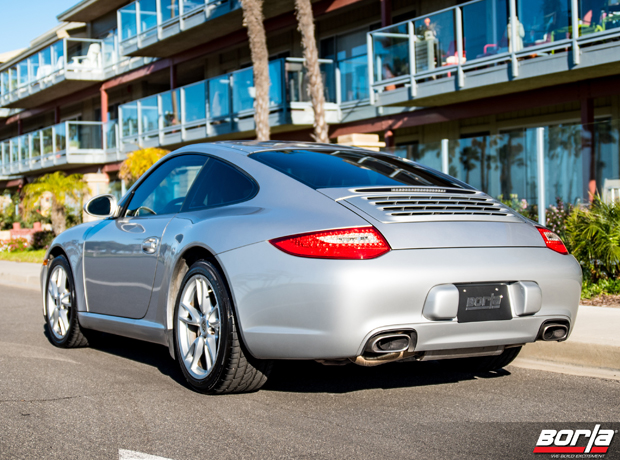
left=580, top=294, right=620, bottom=308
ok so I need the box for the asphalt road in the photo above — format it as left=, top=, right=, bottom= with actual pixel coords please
left=1, top=284, right=619, bottom=460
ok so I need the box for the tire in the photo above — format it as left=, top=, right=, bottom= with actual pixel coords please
left=173, top=261, right=272, bottom=394
left=44, top=255, right=89, bottom=348
left=450, top=346, right=522, bottom=373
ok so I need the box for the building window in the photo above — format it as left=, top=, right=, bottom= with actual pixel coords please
left=321, top=27, right=373, bottom=103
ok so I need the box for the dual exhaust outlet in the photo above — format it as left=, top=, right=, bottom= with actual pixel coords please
left=367, top=322, right=569, bottom=352
left=350, top=320, right=569, bottom=367
left=367, top=332, right=413, bottom=354
left=540, top=322, right=569, bottom=341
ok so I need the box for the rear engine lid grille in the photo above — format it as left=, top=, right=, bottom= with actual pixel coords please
left=342, top=190, right=522, bottom=223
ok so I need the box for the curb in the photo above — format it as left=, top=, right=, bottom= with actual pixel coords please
left=0, top=261, right=41, bottom=291
left=519, top=340, right=620, bottom=373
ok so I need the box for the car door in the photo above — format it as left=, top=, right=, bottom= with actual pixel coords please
left=83, top=154, right=207, bottom=319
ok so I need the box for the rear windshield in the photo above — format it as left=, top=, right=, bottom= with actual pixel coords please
left=250, top=149, right=464, bottom=189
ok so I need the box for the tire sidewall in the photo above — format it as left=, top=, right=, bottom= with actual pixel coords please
left=173, top=261, right=233, bottom=392
left=44, top=256, right=77, bottom=347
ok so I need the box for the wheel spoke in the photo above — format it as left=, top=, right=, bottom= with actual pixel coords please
left=209, top=318, right=220, bottom=333
left=180, top=302, right=201, bottom=325
left=190, top=336, right=204, bottom=370
left=53, top=307, right=62, bottom=335
left=60, top=292, right=71, bottom=306
left=58, top=310, right=70, bottom=335
left=205, top=335, right=217, bottom=369
left=49, top=306, right=57, bottom=330
left=56, top=269, right=67, bottom=294
left=48, top=283, right=58, bottom=299
left=195, top=279, right=204, bottom=312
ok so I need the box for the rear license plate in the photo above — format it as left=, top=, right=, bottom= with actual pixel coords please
left=456, top=283, right=512, bottom=323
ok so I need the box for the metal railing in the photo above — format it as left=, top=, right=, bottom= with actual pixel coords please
left=0, top=38, right=106, bottom=106
left=118, top=0, right=240, bottom=54
left=118, top=57, right=337, bottom=149
left=0, top=121, right=116, bottom=176
left=368, top=0, right=620, bottom=101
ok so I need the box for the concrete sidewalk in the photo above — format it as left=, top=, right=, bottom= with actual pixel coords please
left=1, top=260, right=618, bottom=374
left=0, top=260, right=41, bottom=291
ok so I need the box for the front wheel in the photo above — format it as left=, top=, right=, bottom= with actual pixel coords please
left=44, top=256, right=89, bottom=348
left=173, top=261, right=272, bottom=394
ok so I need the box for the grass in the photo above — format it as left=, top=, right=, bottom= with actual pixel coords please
left=0, top=249, right=47, bottom=263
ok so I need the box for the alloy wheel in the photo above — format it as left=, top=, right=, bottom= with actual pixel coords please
left=176, top=275, right=221, bottom=380
left=47, top=266, right=72, bottom=340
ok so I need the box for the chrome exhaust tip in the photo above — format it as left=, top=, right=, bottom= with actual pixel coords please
left=541, top=324, right=568, bottom=341
left=368, top=333, right=411, bottom=354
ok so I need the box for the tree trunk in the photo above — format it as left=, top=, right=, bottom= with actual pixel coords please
left=294, top=0, right=329, bottom=143
left=50, top=198, right=66, bottom=236
left=240, top=0, right=270, bottom=141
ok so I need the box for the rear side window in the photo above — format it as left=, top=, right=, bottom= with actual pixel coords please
left=250, top=149, right=463, bottom=189
left=185, top=157, right=257, bottom=210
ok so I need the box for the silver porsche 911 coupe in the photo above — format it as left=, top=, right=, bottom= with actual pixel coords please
left=41, top=141, right=581, bottom=393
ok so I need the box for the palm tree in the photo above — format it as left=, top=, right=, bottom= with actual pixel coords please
left=119, top=147, right=169, bottom=185
left=240, top=0, right=270, bottom=141
left=294, top=0, right=329, bottom=143
left=23, top=172, right=88, bottom=236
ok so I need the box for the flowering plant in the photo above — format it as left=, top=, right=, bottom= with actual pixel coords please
left=497, top=194, right=537, bottom=220
left=545, top=197, right=574, bottom=244
left=0, top=237, right=30, bottom=253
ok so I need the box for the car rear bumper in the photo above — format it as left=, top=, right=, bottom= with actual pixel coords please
left=218, top=243, right=582, bottom=360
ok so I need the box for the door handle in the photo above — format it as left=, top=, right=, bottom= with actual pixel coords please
left=141, top=237, right=159, bottom=254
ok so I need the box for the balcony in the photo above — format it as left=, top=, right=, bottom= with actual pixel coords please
left=118, top=0, right=242, bottom=57
left=0, top=121, right=119, bottom=177
left=118, top=58, right=340, bottom=151
left=0, top=39, right=107, bottom=109
left=368, top=0, right=620, bottom=107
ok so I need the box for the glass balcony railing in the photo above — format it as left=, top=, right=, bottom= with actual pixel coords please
left=0, top=121, right=116, bottom=176
left=369, top=0, right=620, bottom=100
left=0, top=38, right=105, bottom=107
left=118, top=0, right=240, bottom=54
left=118, top=57, right=337, bottom=149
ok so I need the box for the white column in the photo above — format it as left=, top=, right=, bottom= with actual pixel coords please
left=441, top=138, right=449, bottom=174
left=508, top=0, right=519, bottom=77
left=536, top=127, right=546, bottom=226
left=571, top=0, right=580, bottom=65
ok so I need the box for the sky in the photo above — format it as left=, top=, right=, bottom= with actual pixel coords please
left=0, top=0, right=80, bottom=53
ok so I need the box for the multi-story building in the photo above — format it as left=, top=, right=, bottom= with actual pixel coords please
left=1, top=0, right=620, bottom=225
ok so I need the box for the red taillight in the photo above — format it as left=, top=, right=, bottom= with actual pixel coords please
left=537, top=227, right=569, bottom=255
left=270, top=227, right=391, bottom=259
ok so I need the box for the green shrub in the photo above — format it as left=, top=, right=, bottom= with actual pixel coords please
left=581, top=278, right=620, bottom=299
left=32, top=231, right=55, bottom=250
left=566, top=197, right=620, bottom=282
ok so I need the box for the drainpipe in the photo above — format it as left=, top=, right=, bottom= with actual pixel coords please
left=100, top=87, right=108, bottom=123
left=170, top=63, right=177, bottom=90
left=380, top=0, right=392, bottom=27
left=580, top=88, right=595, bottom=201
left=384, top=129, right=394, bottom=148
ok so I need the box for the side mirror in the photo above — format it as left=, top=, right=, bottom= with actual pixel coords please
left=84, top=194, right=119, bottom=219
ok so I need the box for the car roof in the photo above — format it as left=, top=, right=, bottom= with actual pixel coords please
left=207, top=140, right=375, bottom=156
